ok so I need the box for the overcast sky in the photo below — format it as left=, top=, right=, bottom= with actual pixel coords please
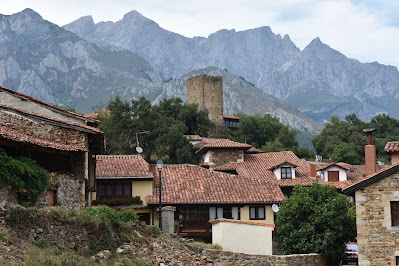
left=2, top=0, right=399, bottom=69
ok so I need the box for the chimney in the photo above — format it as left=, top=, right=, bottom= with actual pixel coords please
left=310, top=164, right=317, bottom=179
left=363, top=128, right=376, bottom=176
left=149, top=164, right=158, bottom=188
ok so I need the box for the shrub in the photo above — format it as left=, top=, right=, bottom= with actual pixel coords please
left=35, top=237, right=49, bottom=248
left=0, top=228, right=9, bottom=244
left=0, top=149, right=50, bottom=207
left=26, top=246, right=95, bottom=266
left=6, top=204, right=43, bottom=228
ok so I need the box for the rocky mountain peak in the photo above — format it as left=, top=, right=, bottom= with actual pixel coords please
left=121, top=10, right=158, bottom=26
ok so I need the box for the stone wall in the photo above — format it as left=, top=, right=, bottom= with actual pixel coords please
left=207, top=149, right=244, bottom=168
left=355, top=172, right=399, bottom=265
left=202, top=249, right=326, bottom=265
left=48, top=172, right=85, bottom=212
left=0, top=110, right=87, bottom=149
left=187, top=74, right=224, bottom=126
left=0, top=186, right=17, bottom=210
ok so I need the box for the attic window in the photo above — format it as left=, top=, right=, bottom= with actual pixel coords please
left=281, top=167, right=292, bottom=179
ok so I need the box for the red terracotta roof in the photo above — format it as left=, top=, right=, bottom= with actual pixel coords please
left=223, top=114, right=240, bottom=120
left=0, top=104, right=103, bottom=134
left=245, top=146, right=264, bottom=154
left=384, top=141, right=399, bottom=154
left=146, top=164, right=284, bottom=205
left=314, top=162, right=390, bottom=190
left=343, top=164, right=399, bottom=194
left=0, top=86, right=100, bottom=125
left=96, top=155, right=153, bottom=178
left=317, top=163, right=349, bottom=171
left=196, top=138, right=251, bottom=154
left=185, top=135, right=203, bottom=141
left=0, top=124, right=87, bottom=152
left=84, top=109, right=111, bottom=119
left=209, top=219, right=275, bottom=227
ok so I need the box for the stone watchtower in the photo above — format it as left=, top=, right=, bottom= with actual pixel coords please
left=187, top=74, right=224, bottom=126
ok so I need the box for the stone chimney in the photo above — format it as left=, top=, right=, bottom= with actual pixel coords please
left=363, top=128, right=376, bottom=176
left=310, top=164, right=317, bottom=179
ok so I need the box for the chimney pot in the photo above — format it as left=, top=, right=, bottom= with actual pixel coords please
left=363, top=128, right=376, bottom=175
left=310, top=164, right=317, bottom=179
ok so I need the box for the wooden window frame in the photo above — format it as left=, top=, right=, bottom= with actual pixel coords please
left=391, top=201, right=399, bottom=226
left=249, top=206, right=265, bottom=220
left=281, top=167, right=292, bottom=179
left=97, top=181, right=132, bottom=198
left=328, top=171, right=340, bottom=182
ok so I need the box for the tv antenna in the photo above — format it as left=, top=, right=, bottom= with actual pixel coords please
left=135, top=131, right=150, bottom=154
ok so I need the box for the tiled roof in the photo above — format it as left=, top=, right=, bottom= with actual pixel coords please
left=314, top=162, right=390, bottom=190
left=185, top=135, right=203, bottom=141
left=84, top=109, right=110, bottom=119
left=384, top=141, right=399, bottom=154
left=0, top=124, right=87, bottom=152
left=195, top=138, right=251, bottom=154
left=0, top=104, right=103, bottom=134
left=317, top=163, right=349, bottom=171
left=245, top=146, right=264, bottom=154
left=268, top=161, right=298, bottom=171
left=210, top=219, right=275, bottom=227
left=0, top=86, right=100, bottom=125
left=146, top=164, right=284, bottom=205
left=343, top=164, right=399, bottom=194
left=96, top=155, right=153, bottom=178
left=223, top=114, right=240, bottom=120
left=214, top=151, right=316, bottom=187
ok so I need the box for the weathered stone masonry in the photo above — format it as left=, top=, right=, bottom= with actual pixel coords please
left=0, top=111, right=86, bottom=148
left=355, top=172, right=399, bottom=265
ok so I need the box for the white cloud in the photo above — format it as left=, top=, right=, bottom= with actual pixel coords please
left=1, top=0, right=399, bottom=68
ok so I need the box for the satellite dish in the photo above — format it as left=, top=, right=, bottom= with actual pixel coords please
left=136, top=146, right=143, bottom=154
left=272, top=204, right=279, bottom=213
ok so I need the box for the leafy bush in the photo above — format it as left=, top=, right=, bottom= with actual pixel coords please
left=92, top=196, right=142, bottom=206
left=84, top=206, right=138, bottom=253
left=35, top=237, right=49, bottom=248
left=0, top=149, right=50, bottom=207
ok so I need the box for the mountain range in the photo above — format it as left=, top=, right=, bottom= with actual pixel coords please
left=64, top=10, right=399, bottom=123
left=1, top=8, right=399, bottom=135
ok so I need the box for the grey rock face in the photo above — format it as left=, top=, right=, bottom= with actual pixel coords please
left=0, top=9, right=162, bottom=113
left=64, top=11, right=399, bottom=122
left=157, top=67, right=322, bottom=132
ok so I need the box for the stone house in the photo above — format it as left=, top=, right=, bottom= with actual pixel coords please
left=0, top=86, right=104, bottom=211
left=341, top=138, right=399, bottom=265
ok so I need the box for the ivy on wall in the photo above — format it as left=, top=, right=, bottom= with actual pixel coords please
left=0, top=149, right=51, bottom=207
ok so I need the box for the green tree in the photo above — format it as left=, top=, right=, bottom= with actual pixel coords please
left=276, top=183, right=356, bottom=265
left=96, top=96, right=212, bottom=163
left=312, top=113, right=399, bottom=164
left=218, top=113, right=298, bottom=151
left=0, top=149, right=50, bottom=207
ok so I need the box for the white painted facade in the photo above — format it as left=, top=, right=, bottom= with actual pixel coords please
left=211, top=219, right=274, bottom=255
left=318, top=166, right=347, bottom=181
left=273, top=164, right=296, bottom=180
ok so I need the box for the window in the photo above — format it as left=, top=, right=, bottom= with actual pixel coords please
left=97, top=182, right=132, bottom=197
left=281, top=167, right=292, bottom=179
left=328, top=171, right=339, bottom=182
left=250, top=206, right=265, bottom=220
left=391, top=202, right=399, bottom=226
left=209, top=207, right=240, bottom=220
